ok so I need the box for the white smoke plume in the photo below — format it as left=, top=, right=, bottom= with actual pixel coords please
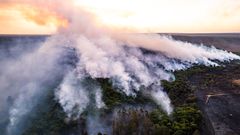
left=55, top=69, right=105, bottom=119
left=55, top=71, right=90, bottom=119
left=0, top=0, right=240, bottom=134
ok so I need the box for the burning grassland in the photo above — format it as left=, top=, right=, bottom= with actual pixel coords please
left=0, top=1, right=240, bottom=135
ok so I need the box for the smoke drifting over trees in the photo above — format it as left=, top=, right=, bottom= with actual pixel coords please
left=0, top=0, right=239, bottom=135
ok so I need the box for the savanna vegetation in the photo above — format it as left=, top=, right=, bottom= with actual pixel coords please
left=19, top=64, right=207, bottom=135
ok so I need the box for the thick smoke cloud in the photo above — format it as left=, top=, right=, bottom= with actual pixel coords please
left=0, top=0, right=240, bottom=135
left=1, top=37, right=73, bottom=135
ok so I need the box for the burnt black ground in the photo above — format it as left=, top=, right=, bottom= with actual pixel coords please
left=172, top=33, right=240, bottom=135
left=190, top=62, right=240, bottom=135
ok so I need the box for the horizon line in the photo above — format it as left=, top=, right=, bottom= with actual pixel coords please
left=0, top=32, right=239, bottom=36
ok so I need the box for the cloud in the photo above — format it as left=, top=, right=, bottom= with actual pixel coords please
left=1, top=0, right=240, bottom=33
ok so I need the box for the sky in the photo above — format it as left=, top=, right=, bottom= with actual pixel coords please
left=0, top=0, right=240, bottom=34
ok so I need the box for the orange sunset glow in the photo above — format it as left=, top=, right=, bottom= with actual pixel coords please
left=0, top=0, right=240, bottom=34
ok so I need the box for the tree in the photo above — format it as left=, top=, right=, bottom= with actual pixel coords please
left=154, top=124, right=170, bottom=135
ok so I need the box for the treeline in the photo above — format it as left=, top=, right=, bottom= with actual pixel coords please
left=110, top=106, right=200, bottom=135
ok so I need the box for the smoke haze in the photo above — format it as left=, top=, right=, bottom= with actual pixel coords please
left=0, top=0, right=239, bottom=135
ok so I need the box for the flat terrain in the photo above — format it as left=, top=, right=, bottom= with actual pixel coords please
left=189, top=62, right=240, bottom=135
left=170, top=33, right=240, bottom=52
left=169, top=33, right=240, bottom=135
left=0, top=34, right=240, bottom=135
